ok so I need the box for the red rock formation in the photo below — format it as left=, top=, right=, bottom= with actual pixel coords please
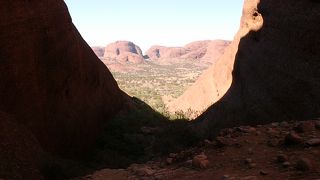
left=104, top=41, right=145, bottom=63
left=146, top=46, right=187, bottom=59
left=173, top=0, right=320, bottom=135
left=168, top=42, right=236, bottom=117
left=0, top=0, right=130, bottom=159
left=145, top=40, right=230, bottom=62
left=201, top=40, right=231, bottom=63
left=91, top=46, right=105, bottom=57
left=184, top=40, right=212, bottom=52
left=180, top=40, right=211, bottom=60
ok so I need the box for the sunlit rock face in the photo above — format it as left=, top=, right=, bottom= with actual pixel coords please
left=0, top=0, right=130, bottom=159
left=190, top=0, right=320, bottom=136
left=146, top=46, right=188, bottom=59
left=167, top=0, right=263, bottom=118
left=184, top=40, right=231, bottom=63
left=104, top=41, right=145, bottom=63
left=145, top=40, right=230, bottom=62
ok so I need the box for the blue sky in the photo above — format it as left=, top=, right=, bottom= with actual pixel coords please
left=64, top=0, right=244, bottom=51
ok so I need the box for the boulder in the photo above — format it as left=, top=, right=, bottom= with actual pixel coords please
left=285, top=132, right=303, bottom=145
left=192, top=154, right=209, bottom=169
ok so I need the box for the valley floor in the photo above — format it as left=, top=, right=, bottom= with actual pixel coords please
left=78, top=119, right=320, bottom=180
left=104, top=60, right=211, bottom=116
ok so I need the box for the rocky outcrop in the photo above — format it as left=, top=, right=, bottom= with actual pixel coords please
left=168, top=42, right=235, bottom=117
left=0, top=0, right=130, bottom=160
left=145, top=40, right=230, bottom=62
left=174, top=0, right=320, bottom=135
left=146, top=46, right=188, bottom=59
left=104, top=41, right=145, bottom=63
left=179, top=41, right=210, bottom=60
left=91, top=46, right=105, bottom=57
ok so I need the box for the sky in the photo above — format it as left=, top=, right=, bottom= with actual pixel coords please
left=64, top=0, right=244, bottom=52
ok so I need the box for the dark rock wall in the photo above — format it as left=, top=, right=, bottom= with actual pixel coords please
left=0, top=0, right=129, bottom=156
left=195, top=0, right=320, bottom=137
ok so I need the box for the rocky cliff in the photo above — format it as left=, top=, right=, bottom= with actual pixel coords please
left=0, top=1, right=130, bottom=177
left=145, top=40, right=230, bottom=62
left=189, top=0, right=320, bottom=136
left=146, top=46, right=187, bottom=60
left=104, top=41, right=145, bottom=63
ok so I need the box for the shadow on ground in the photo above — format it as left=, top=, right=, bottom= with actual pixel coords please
left=41, top=97, right=200, bottom=179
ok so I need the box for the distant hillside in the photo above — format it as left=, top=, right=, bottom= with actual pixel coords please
left=145, top=40, right=230, bottom=63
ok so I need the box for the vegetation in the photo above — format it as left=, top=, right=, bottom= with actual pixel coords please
left=40, top=97, right=202, bottom=179
left=41, top=60, right=210, bottom=179
left=111, top=60, right=211, bottom=117
left=92, top=97, right=201, bottom=168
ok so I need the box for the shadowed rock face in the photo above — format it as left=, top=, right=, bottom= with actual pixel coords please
left=190, top=0, right=320, bottom=136
left=104, top=41, right=145, bottom=63
left=0, top=112, right=44, bottom=179
left=91, top=46, right=105, bottom=57
left=0, top=0, right=130, bottom=158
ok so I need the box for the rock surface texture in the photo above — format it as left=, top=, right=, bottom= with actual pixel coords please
left=0, top=112, right=44, bottom=179
left=0, top=0, right=130, bottom=178
left=82, top=120, right=320, bottom=179
left=171, top=0, right=320, bottom=124
left=104, top=41, right=145, bottom=63
left=201, top=40, right=232, bottom=63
